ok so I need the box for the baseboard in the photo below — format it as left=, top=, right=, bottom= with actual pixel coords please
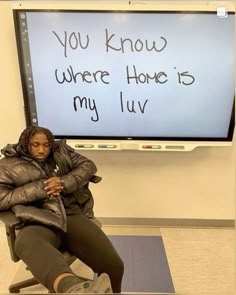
left=98, top=217, right=235, bottom=228
left=1, top=217, right=234, bottom=228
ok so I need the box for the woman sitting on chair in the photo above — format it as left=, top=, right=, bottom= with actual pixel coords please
left=0, top=126, right=124, bottom=293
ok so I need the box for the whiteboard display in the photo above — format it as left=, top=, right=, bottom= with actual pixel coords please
left=14, top=10, right=235, bottom=144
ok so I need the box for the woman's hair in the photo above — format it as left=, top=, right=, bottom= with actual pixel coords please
left=16, top=126, right=57, bottom=155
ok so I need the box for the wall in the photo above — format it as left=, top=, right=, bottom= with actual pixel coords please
left=0, top=1, right=235, bottom=224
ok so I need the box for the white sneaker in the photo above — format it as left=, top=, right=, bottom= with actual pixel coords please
left=65, top=273, right=113, bottom=293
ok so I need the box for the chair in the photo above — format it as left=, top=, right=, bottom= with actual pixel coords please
left=0, top=176, right=102, bottom=293
left=0, top=210, right=101, bottom=293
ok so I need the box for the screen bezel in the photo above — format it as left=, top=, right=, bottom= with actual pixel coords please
left=13, top=9, right=235, bottom=148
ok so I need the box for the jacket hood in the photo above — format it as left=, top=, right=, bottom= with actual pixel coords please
left=1, top=144, right=19, bottom=157
left=1, top=143, right=33, bottom=158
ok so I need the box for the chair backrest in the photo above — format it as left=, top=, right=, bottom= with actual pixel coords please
left=0, top=211, right=22, bottom=262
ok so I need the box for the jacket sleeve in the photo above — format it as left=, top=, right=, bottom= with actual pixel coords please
left=59, top=145, right=97, bottom=194
left=0, top=164, right=48, bottom=211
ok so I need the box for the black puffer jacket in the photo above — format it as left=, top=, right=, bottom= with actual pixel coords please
left=0, top=140, right=98, bottom=232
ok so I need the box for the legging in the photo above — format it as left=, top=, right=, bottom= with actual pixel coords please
left=14, top=214, right=124, bottom=293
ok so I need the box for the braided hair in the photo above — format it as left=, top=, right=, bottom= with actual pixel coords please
left=16, top=126, right=58, bottom=155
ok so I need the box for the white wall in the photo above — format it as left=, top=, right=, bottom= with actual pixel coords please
left=0, top=1, right=235, bottom=221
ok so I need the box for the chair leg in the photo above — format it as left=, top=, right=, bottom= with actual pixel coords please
left=9, top=277, right=39, bottom=293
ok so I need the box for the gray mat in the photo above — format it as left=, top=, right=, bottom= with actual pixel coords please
left=108, top=235, right=175, bottom=293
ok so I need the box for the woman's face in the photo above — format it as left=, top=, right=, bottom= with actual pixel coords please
left=28, top=133, right=51, bottom=161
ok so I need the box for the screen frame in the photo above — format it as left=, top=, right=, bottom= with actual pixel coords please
left=13, top=8, right=235, bottom=151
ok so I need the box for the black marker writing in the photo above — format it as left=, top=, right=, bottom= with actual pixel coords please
left=53, top=31, right=89, bottom=58
left=120, top=91, right=148, bottom=114
left=73, top=95, right=99, bottom=122
left=105, top=29, right=167, bottom=53
left=126, top=65, right=168, bottom=84
left=55, top=65, right=110, bottom=84
left=177, top=71, right=195, bottom=86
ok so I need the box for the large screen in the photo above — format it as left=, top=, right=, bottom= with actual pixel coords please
left=14, top=9, right=235, bottom=151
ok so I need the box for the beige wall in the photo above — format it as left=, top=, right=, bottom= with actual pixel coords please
left=0, top=1, right=235, bottom=221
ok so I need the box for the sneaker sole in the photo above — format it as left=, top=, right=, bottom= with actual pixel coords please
left=92, top=273, right=113, bottom=293
left=64, top=273, right=113, bottom=293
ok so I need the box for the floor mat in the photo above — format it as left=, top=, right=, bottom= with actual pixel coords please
left=108, top=235, right=175, bottom=293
